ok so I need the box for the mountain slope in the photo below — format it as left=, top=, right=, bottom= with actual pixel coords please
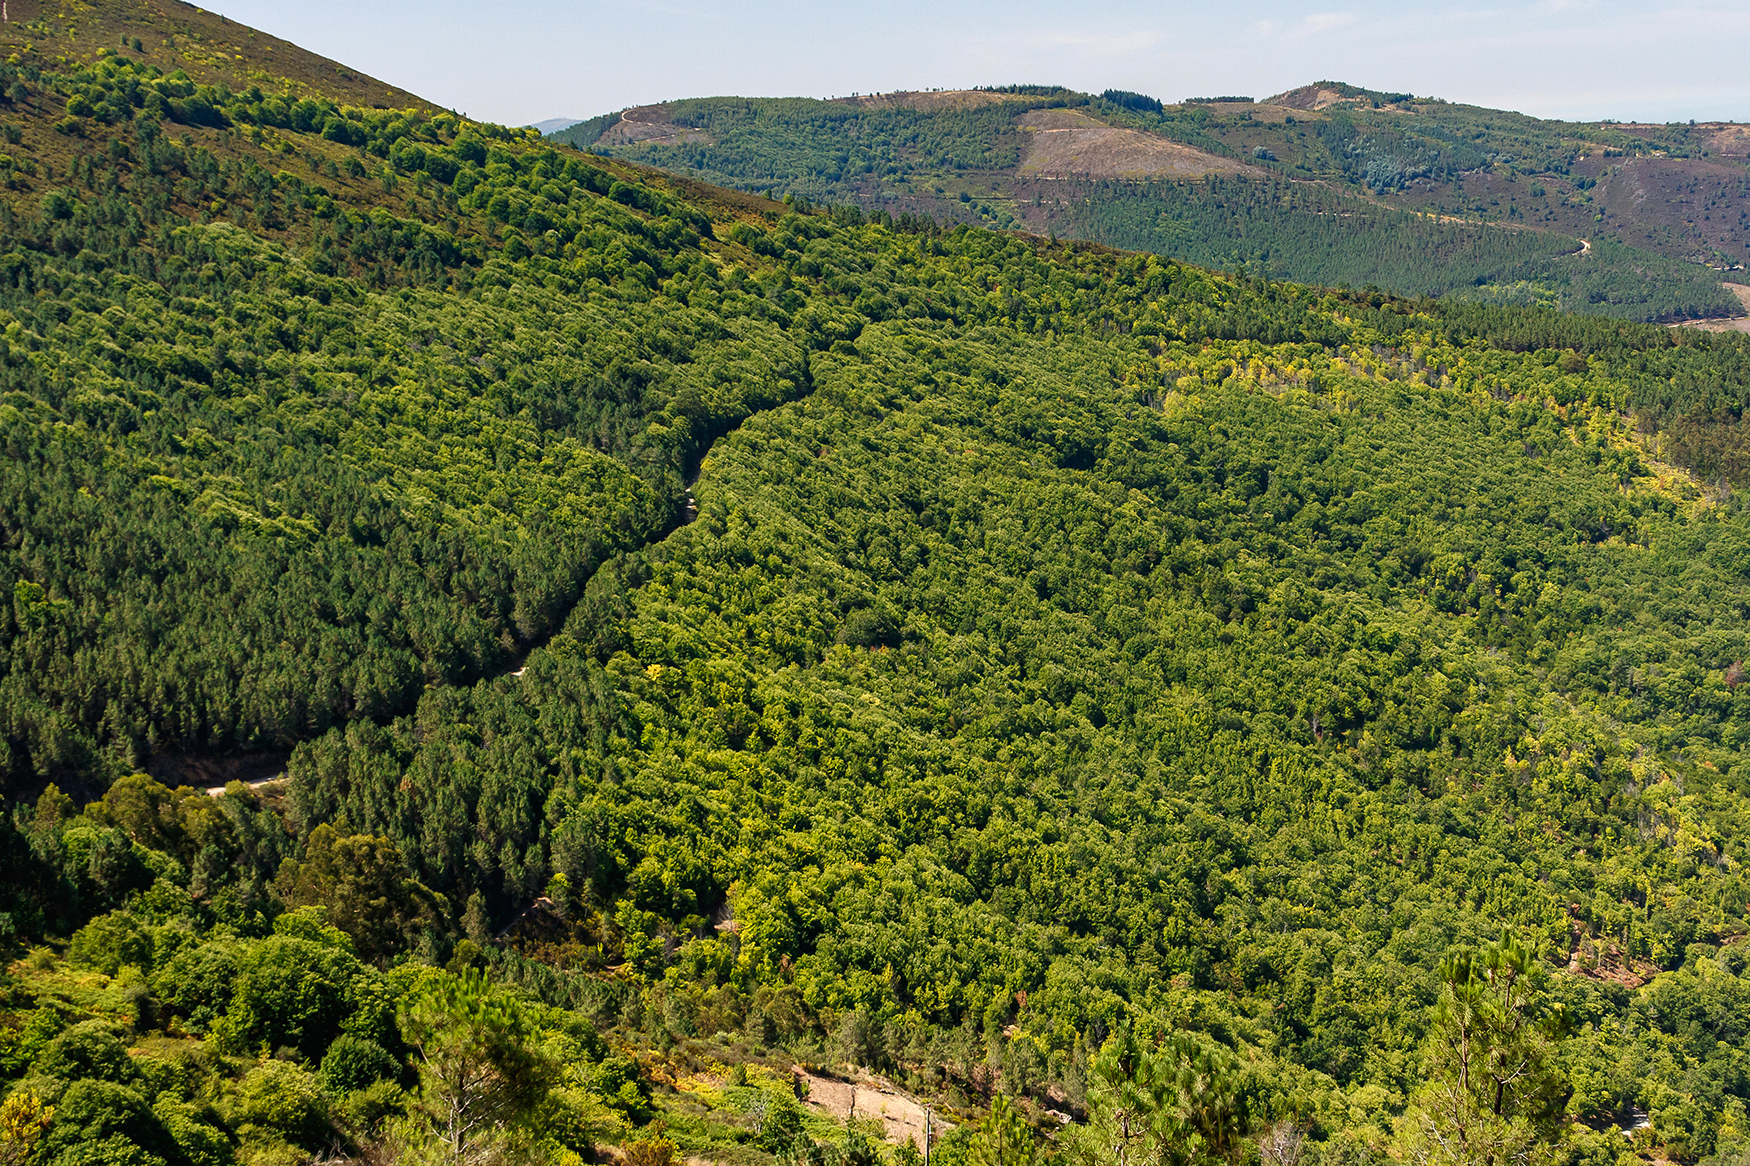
left=0, top=14, right=802, bottom=793
left=5, top=10, right=1750, bottom=1166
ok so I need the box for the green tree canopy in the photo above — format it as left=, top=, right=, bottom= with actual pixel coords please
left=275, top=825, right=446, bottom=964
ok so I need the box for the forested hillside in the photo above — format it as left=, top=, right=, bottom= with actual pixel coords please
left=1042, top=177, right=1734, bottom=322
left=9, top=7, right=1750, bottom=1166
left=560, top=88, right=1750, bottom=323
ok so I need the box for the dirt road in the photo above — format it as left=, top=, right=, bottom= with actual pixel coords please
left=598, top=107, right=710, bottom=149
left=205, top=775, right=283, bottom=798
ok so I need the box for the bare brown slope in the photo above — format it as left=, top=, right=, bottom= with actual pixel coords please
left=1584, top=154, right=1750, bottom=264
left=0, top=0, right=433, bottom=109
left=1672, top=284, right=1750, bottom=333
left=597, top=103, right=711, bottom=147
left=1018, top=108, right=1261, bottom=180
left=1265, top=84, right=1357, bottom=111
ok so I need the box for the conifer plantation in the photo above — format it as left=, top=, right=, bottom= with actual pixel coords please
left=6, top=5, right=1750, bottom=1166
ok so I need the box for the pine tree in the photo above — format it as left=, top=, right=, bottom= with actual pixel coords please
left=1406, top=930, right=1570, bottom=1166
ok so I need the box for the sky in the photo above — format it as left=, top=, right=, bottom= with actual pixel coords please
left=208, top=0, right=1750, bottom=127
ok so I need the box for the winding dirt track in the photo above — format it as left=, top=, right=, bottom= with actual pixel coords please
left=205, top=775, right=284, bottom=798
left=599, top=107, right=710, bottom=148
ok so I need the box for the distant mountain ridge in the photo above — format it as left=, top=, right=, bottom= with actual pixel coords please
left=552, top=81, right=1750, bottom=323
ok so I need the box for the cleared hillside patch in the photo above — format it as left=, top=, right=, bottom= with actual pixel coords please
left=1674, top=283, right=1750, bottom=332
left=596, top=103, right=712, bottom=147
left=1017, top=108, right=1261, bottom=179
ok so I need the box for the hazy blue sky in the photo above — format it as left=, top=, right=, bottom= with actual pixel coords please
left=209, top=0, right=1750, bottom=126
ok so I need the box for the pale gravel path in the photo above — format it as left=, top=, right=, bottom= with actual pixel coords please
left=792, top=1067, right=954, bottom=1151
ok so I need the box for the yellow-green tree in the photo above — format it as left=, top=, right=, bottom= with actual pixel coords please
left=0, top=1092, right=52, bottom=1166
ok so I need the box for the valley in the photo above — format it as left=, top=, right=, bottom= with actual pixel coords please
left=2, top=6, right=1750, bottom=1166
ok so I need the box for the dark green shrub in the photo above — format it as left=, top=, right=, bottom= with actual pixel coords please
left=32, top=1021, right=136, bottom=1086
left=318, top=1034, right=398, bottom=1093
left=35, top=1079, right=179, bottom=1166
left=69, top=911, right=153, bottom=976
left=152, top=939, right=244, bottom=1034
